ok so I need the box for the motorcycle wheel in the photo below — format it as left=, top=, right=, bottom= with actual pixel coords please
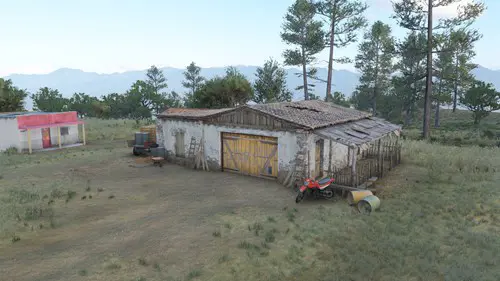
left=324, top=189, right=334, bottom=199
left=295, top=191, right=305, bottom=203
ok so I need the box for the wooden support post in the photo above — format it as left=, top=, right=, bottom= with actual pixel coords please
left=58, top=127, right=62, bottom=148
left=82, top=123, right=86, bottom=145
left=377, top=139, right=382, bottom=175
left=350, top=147, right=357, bottom=187
left=328, top=140, right=333, bottom=176
left=27, top=129, right=32, bottom=154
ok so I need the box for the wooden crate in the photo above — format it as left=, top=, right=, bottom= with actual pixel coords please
left=140, top=125, right=157, bottom=143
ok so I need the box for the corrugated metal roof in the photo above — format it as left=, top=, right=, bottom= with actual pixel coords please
left=314, top=117, right=401, bottom=147
left=157, top=108, right=233, bottom=119
left=248, top=100, right=371, bottom=129
left=0, top=111, right=52, bottom=119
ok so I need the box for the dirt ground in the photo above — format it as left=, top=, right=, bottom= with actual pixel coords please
left=0, top=144, right=314, bottom=281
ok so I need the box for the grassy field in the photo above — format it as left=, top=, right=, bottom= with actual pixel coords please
left=403, top=109, right=500, bottom=147
left=0, top=118, right=499, bottom=281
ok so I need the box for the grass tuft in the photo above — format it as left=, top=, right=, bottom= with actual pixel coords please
left=137, top=257, right=148, bottom=266
left=186, top=269, right=202, bottom=280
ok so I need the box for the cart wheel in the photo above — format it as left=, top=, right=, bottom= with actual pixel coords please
left=133, top=147, right=140, bottom=156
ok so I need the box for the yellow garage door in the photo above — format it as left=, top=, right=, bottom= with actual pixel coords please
left=222, top=132, right=278, bottom=178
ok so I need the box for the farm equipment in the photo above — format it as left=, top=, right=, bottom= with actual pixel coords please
left=295, top=177, right=335, bottom=203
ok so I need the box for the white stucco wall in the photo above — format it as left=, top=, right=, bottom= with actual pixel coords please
left=159, top=119, right=300, bottom=173
left=49, top=125, right=79, bottom=146
left=0, top=118, right=21, bottom=152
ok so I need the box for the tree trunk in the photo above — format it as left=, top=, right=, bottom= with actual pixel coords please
left=423, top=0, right=433, bottom=140
left=405, top=108, right=412, bottom=126
left=434, top=101, right=440, bottom=128
left=452, top=56, right=459, bottom=112
left=373, top=51, right=379, bottom=116
left=301, top=46, right=309, bottom=100
left=325, top=0, right=337, bottom=98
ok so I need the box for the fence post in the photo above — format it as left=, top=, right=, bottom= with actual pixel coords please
left=350, top=146, right=357, bottom=187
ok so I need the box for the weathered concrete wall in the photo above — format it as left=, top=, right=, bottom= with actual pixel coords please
left=0, top=118, right=20, bottom=151
left=158, top=119, right=301, bottom=176
left=321, top=139, right=349, bottom=173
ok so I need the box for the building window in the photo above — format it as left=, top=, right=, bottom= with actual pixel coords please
left=61, top=127, right=69, bottom=136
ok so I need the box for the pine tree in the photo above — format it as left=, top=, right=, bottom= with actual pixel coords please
left=391, top=31, right=427, bottom=126
left=354, top=21, right=395, bottom=116
left=392, top=0, right=485, bottom=139
left=315, top=0, right=367, bottom=97
left=182, top=62, right=205, bottom=96
left=448, top=29, right=482, bottom=112
left=281, top=0, right=325, bottom=100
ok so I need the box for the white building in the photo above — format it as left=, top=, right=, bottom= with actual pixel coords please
left=157, top=100, right=400, bottom=187
left=0, top=111, right=85, bottom=153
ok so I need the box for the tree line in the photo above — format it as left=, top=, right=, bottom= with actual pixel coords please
left=1, top=0, right=499, bottom=131
left=0, top=61, right=292, bottom=119
left=280, top=0, right=499, bottom=131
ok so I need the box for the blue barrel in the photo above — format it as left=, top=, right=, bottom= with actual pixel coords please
left=135, top=132, right=149, bottom=146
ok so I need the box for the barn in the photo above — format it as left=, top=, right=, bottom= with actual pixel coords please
left=156, top=100, right=401, bottom=187
left=0, top=111, right=85, bottom=153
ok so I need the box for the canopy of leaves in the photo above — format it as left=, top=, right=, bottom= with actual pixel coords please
left=0, top=78, right=28, bottom=112
left=460, top=79, right=500, bottom=124
left=315, top=0, right=368, bottom=48
left=190, top=67, right=253, bottom=108
left=253, top=59, right=292, bottom=104
left=68, top=93, right=99, bottom=117
left=325, top=91, right=350, bottom=107
left=31, top=87, right=68, bottom=112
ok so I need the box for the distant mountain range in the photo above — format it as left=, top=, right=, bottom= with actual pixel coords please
left=3, top=65, right=500, bottom=110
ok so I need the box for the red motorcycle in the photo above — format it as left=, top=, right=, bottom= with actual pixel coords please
left=295, top=177, right=335, bottom=203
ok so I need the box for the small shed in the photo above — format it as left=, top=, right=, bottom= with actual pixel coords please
left=157, top=100, right=401, bottom=187
left=0, top=111, right=86, bottom=153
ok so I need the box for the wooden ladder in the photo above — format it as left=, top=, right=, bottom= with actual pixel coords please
left=187, top=137, right=198, bottom=160
left=284, top=149, right=308, bottom=189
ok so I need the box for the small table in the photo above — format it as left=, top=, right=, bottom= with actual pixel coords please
left=151, top=157, right=165, bottom=167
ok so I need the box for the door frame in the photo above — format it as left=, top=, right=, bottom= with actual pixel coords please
left=42, top=128, right=52, bottom=149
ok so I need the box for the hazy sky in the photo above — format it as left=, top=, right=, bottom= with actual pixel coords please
left=1, top=0, right=498, bottom=76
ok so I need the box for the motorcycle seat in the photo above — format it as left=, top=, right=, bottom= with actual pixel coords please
left=317, top=177, right=331, bottom=185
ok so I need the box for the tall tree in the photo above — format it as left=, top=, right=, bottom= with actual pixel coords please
left=182, top=62, right=205, bottom=96
left=0, top=79, right=28, bottom=112
left=253, top=58, right=292, bottom=104
left=448, top=29, right=481, bottom=112
left=315, top=0, right=368, bottom=97
left=354, top=21, right=395, bottom=116
left=392, top=0, right=485, bottom=139
left=391, top=31, right=427, bottom=126
left=460, top=79, right=500, bottom=124
left=31, top=87, right=68, bottom=112
left=281, top=0, right=325, bottom=100
left=145, top=65, right=169, bottom=114
left=190, top=67, right=253, bottom=108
